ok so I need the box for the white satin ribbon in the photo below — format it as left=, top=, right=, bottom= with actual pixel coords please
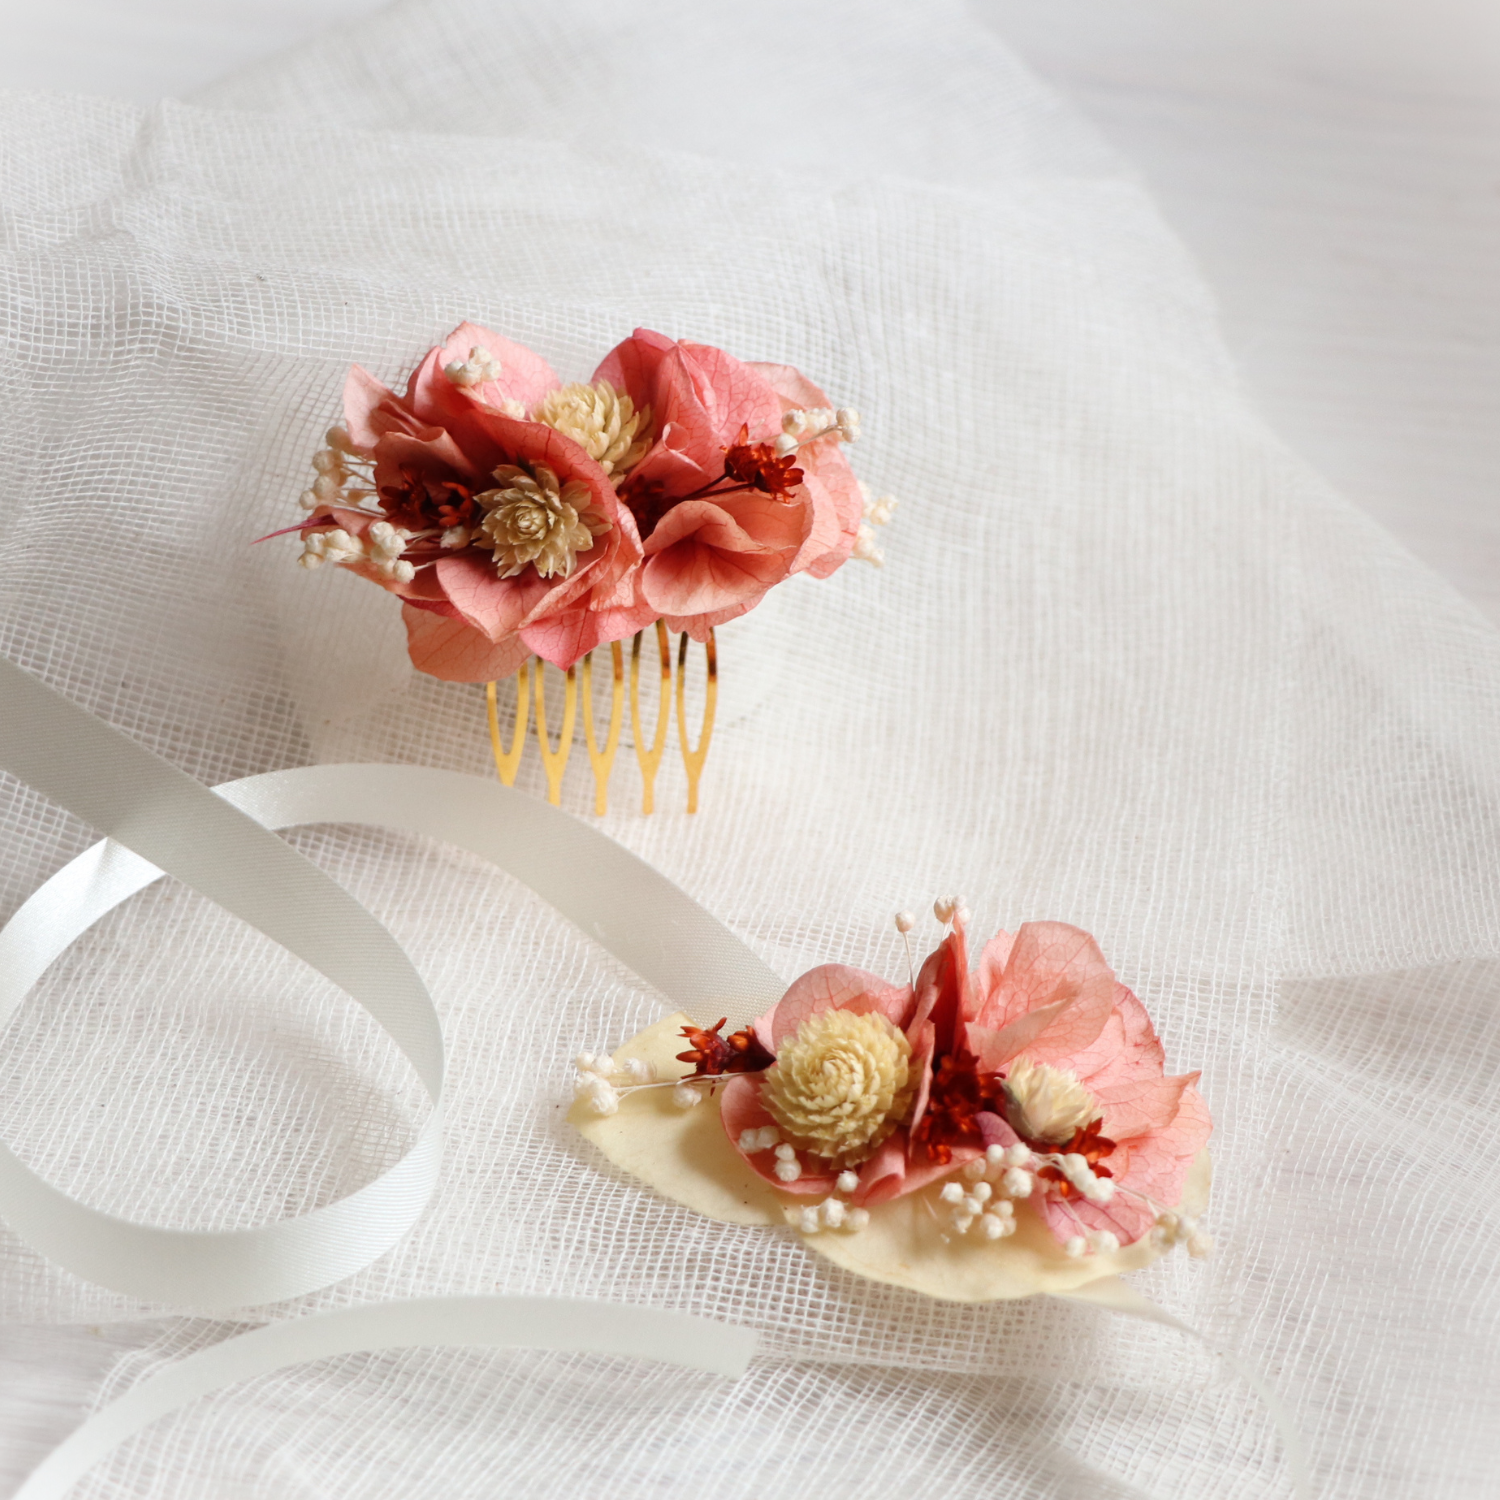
left=12, top=1297, right=758, bottom=1500
left=0, top=658, right=784, bottom=1307
left=0, top=659, right=1307, bottom=1498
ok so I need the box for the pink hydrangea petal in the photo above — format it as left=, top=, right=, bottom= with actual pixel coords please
left=1033, top=1080, right=1211, bottom=1248
left=790, top=439, right=863, bottom=579
left=429, top=321, right=561, bottom=412
left=972, top=921, right=1115, bottom=1063
left=1068, top=987, right=1167, bottom=1091
left=853, top=1134, right=908, bottom=1205
left=1095, top=1071, right=1199, bottom=1140
left=902, top=1019, right=938, bottom=1137
left=1036, top=1184, right=1156, bottom=1246
left=975, top=931, right=1016, bottom=999
left=906, top=924, right=972, bottom=1058
left=637, top=343, right=723, bottom=470
left=854, top=1135, right=981, bottom=1207
left=373, top=426, right=486, bottom=486
left=975, top=1112, right=1021, bottom=1151
left=661, top=599, right=759, bottom=641
left=767, top=964, right=911, bottom=1051
left=963, top=997, right=1073, bottom=1072
left=624, top=435, right=712, bottom=498
left=520, top=599, right=654, bottom=667
left=718, top=1074, right=835, bottom=1197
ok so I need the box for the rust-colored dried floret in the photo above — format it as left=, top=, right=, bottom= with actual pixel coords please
left=722, top=424, right=804, bottom=500
left=1034, top=1117, right=1117, bottom=1195
left=676, top=1017, right=775, bottom=1077
left=377, top=463, right=480, bottom=531
left=910, top=1053, right=1009, bottom=1164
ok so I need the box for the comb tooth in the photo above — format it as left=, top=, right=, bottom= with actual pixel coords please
left=533, top=656, right=577, bottom=806
left=485, top=665, right=529, bottom=787
left=630, top=621, right=671, bottom=814
left=582, top=641, right=625, bottom=815
left=675, top=627, right=717, bottom=815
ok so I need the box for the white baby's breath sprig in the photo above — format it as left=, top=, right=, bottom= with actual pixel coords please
left=783, top=1198, right=871, bottom=1236
left=298, top=523, right=415, bottom=583
left=299, top=430, right=377, bottom=511
left=444, top=344, right=503, bottom=388
left=850, top=480, right=899, bottom=566
left=573, top=1050, right=662, bottom=1116
left=926, top=1129, right=1210, bottom=1262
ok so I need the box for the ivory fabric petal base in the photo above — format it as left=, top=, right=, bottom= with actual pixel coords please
left=569, top=1015, right=783, bottom=1227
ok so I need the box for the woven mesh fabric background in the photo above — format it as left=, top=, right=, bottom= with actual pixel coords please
left=1, top=1, right=1498, bottom=1494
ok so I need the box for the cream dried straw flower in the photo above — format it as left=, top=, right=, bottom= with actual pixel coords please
left=531, top=380, right=652, bottom=476
left=761, top=1009, right=915, bottom=1168
left=477, top=461, right=611, bottom=579
left=1003, top=1056, right=1099, bottom=1144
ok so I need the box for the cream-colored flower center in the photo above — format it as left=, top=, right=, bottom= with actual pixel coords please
left=531, top=380, right=652, bottom=476
left=1004, top=1057, right=1099, bottom=1144
left=761, top=1009, right=914, bottom=1168
left=476, top=462, right=610, bottom=579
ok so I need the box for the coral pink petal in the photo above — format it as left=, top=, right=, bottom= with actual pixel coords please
left=853, top=1135, right=908, bottom=1205
left=642, top=547, right=785, bottom=619
left=593, top=327, right=675, bottom=414
left=520, top=601, right=647, bottom=667
left=746, top=360, right=831, bottom=410
left=790, top=441, right=863, bottom=578
left=402, top=606, right=530, bottom=683
left=643, top=345, right=724, bottom=469
left=897, top=1147, right=982, bottom=1200
left=975, top=1112, right=1021, bottom=1152
left=661, top=599, right=760, bottom=641
left=640, top=501, right=791, bottom=616
left=718, top=1075, right=834, bottom=1197
left=375, top=426, right=485, bottom=485
left=679, top=341, right=785, bottom=443
left=624, top=436, right=712, bottom=498
left=343, top=365, right=410, bottom=449
left=641, top=498, right=773, bottom=557
left=903, top=1021, right=938, bottom=1134
left=768, top=965, right=910, bottom=1051
left=434, top=553, right=540, bottom=641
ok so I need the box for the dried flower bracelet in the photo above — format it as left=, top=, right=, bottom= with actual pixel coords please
left=573, top=901, right=1211, bottom=1302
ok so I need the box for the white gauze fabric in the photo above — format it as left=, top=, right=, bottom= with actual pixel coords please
left=1, top=1, right=1498, bottom=1495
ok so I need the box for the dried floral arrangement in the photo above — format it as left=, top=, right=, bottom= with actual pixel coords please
left=282, top=323, right=895, bottom=812
left=572, top=904, right=1212, bottom=1300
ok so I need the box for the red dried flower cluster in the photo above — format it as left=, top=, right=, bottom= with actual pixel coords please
left=676, top=1018, right=775, bottom=1077
left=909, top=1053, right=1008, bottom=1165
left=721, top=425, right=804, bottom=500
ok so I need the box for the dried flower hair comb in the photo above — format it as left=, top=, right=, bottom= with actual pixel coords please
left=277, top=323, right=896, bottom=814
left=573, top=901, right=1212, bottom=1301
